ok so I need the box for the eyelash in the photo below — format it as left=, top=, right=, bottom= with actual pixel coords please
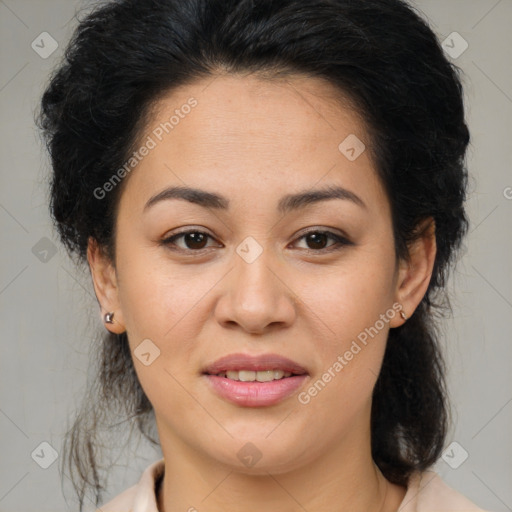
left=160, top=228, right=353, bottom=255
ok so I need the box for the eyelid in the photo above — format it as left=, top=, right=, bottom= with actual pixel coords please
left=160, top=227, right=220, bottom=250
left=292, top=229, right=353, bottom=252
left=294, top=226, right=352, bottom=244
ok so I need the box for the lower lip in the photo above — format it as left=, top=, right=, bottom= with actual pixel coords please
left=204, top=374, right=308, bottom=407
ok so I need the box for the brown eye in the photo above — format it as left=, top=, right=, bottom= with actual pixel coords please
left=183, top=232, right=208, bottom=249
left=304, top=232, right=330, bottom=250
left=161, top=230, right=216, bottom=251
left=294, top=230, right=353, bottom=252
left=161, top=228, right=352, bottom=255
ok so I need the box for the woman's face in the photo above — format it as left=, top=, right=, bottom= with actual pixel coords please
left=89, top=73, right=426, bottom=474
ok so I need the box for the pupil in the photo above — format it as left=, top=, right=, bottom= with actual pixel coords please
left=308, top=233, right=327, bottom=249
left=186, top=232, right=207, bottom=249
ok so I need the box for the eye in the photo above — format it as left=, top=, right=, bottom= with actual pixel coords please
left=292, top=229, right=353, bottom=252
left=160, top=228, right=352, bottom=254
left=160, top=229, right=218, bottom=251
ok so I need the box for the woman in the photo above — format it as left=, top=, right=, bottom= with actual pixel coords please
left=37, top=0, right=488, bottom=510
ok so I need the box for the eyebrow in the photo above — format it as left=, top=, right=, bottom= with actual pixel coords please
left=143, top=184, right=366, bottom=214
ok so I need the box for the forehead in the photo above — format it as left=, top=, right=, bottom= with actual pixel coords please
left=151, top=72, right=365, bottom=154
left=117, top=73, right=385, bottom=215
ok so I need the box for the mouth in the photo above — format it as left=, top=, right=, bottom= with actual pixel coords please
left=208, top=369, right=300, bottom=381
left=202, top=353, right=308, bottom=407
left=202, top=352, right=308, bottom=378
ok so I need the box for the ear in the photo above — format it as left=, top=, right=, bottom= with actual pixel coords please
left=390, top=217, right=436, bottom=327
left=87, top=237, right=126, bottom=334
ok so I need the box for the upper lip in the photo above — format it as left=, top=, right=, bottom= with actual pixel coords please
left=203, top=353, right=308, bottom=375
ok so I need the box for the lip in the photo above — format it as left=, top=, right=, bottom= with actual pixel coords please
left=204, top=374, right=308, bottom=407
left=202, top=352, right=308, bottom=375
left=202, top=353, right=309, bottom=407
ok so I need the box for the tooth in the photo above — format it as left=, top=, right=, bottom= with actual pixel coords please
left=221, top=369, right=295, bottom=381
left=256, top=370, right=275, bottom=382
left=273, top=370, right=285, bottom=379
left=238, top=370, right=256, bottom=382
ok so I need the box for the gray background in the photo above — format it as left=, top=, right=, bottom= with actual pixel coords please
left=0, top=0, right=511, bottom=511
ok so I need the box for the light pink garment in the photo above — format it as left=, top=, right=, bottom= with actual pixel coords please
left=96, top=458, right=490, bottom=512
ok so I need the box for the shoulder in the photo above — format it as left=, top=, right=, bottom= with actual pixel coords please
left=399, top=470, right=490, bottom=512
left=96, top=485, right=138, bottom=512
left=96, top=458, right=165, bottom=512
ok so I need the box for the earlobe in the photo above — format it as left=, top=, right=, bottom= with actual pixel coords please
left=390, top=218, right=436, bottom=328
left=86, top=237, right=126, bottom=333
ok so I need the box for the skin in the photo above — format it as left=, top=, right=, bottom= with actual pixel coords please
left=88, top=73, right=436, bottom=512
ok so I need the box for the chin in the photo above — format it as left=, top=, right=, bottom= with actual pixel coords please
left=205, top=436, right=314, bottom=476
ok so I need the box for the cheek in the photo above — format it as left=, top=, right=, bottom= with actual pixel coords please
left=298, top=246, right=397, bottom=341
left=295, top=246, right=397, bottom=402
left=297, top=286, right=392, bottom=429
left=117, top=230, right=397, bottom=353
left=115, top=243, right=196, bottom=335
left=115, top=259, right=203, bottom=416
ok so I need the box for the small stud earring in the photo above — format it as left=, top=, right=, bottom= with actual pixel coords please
left=400, top=310, right=407, bottom=321
left=104, top=312, right=115, bottom=324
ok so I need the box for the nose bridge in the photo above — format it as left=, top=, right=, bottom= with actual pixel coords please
left=234, top=234, right=281, bottom=308
left=216, top=234, right=296, bottom=332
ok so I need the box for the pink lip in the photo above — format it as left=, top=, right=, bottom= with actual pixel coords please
left=204, top=374, right=308, bottom=407
left=202, top=353, right=308, bottom=375
left=202, top=353, right=308, bottom=407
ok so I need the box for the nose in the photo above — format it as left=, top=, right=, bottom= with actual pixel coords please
left=214, top=241, right=297, bottom=334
